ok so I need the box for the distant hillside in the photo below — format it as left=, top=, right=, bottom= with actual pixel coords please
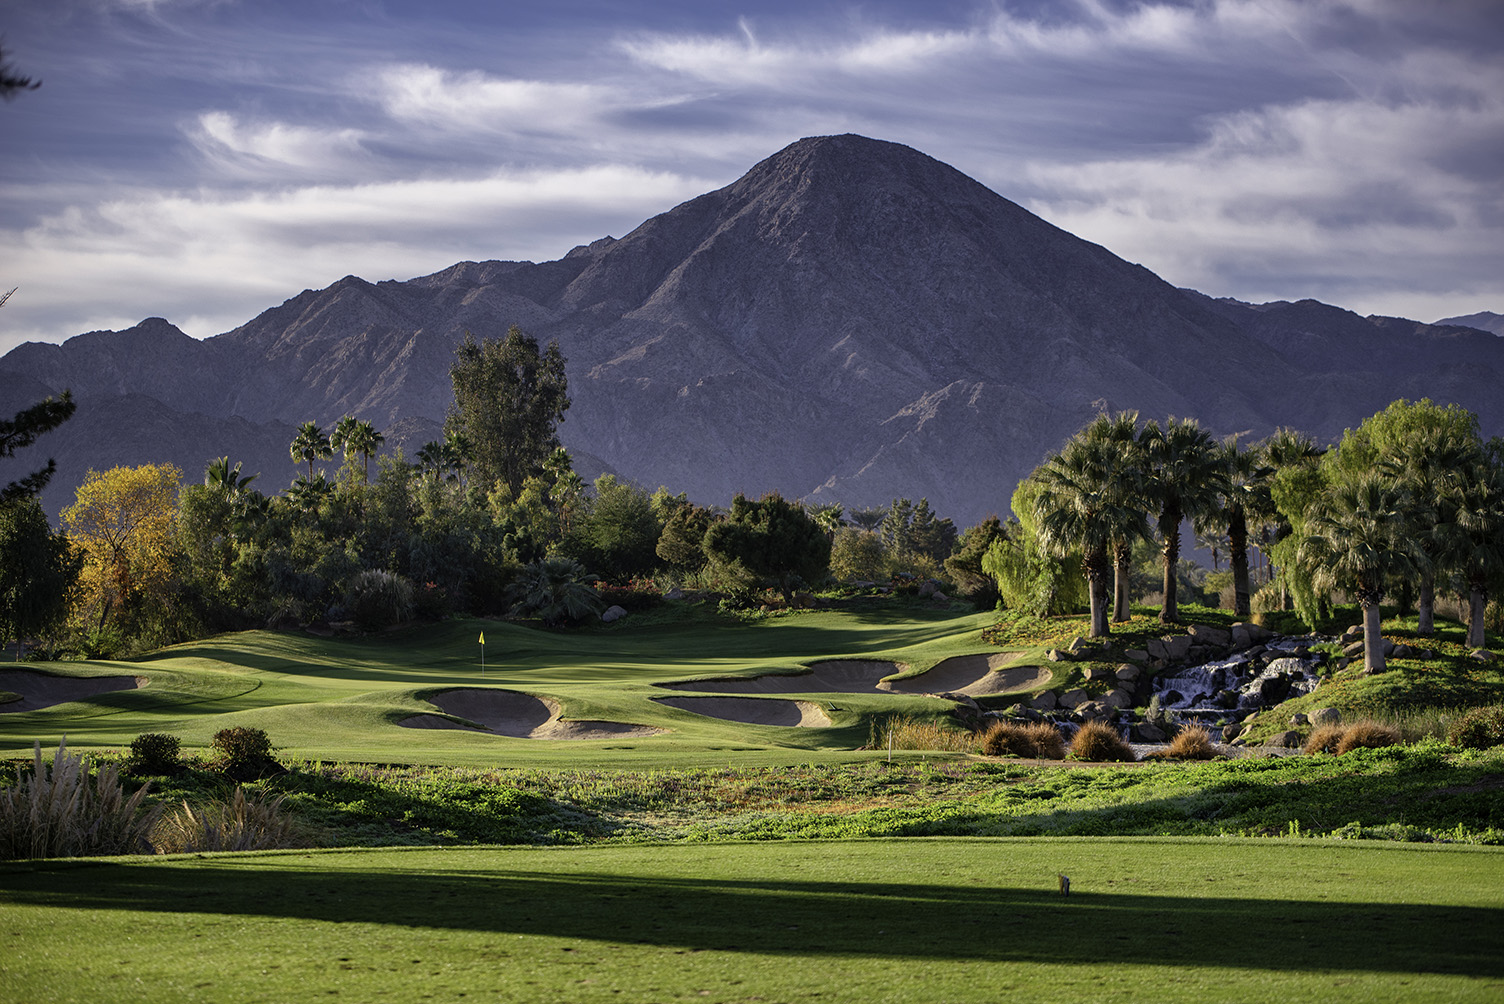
left=4, top=134, right=1503, bottom=524
left=1437, top=311, right=1504, bottom=336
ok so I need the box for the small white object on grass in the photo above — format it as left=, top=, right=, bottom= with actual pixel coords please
left=1058, top=874, right=1070, bottom=896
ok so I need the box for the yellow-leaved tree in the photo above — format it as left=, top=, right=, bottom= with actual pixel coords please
left=62, top=463, right=182, bottom=628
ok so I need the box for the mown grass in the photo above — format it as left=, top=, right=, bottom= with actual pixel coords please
left=0, top=604, right=1013, bottom=767
left=3, top=838, right=1503, bottom=1003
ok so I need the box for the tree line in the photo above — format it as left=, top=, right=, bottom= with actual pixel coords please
left=0, top=323, right=1499, bottom=665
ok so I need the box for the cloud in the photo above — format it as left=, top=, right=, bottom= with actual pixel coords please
left=0, top=164, right=711, bottom=350
left=188, top=112, right=371, bottom=179
left=373, top=64, right=613, bottom=135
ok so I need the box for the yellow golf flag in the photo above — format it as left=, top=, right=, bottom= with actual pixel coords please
left=479, top=631, right=485, bottom=646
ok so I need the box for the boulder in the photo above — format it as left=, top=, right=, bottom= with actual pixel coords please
left=1267, top=730, right=1301, bottom=748
left=1230, top=624, right=1252, bottom=649
left=1123, top=649, right=1150, bottom=663
left=601, top=605, right=629, bottom=623
left=1310, top=707, right=1341, bottom=727
left=1046, top=649, right=1067, bottom=662
left=1471, top=649, right=1496, bottom=663
left=1067, top=636, right=1089, bottom=653
left=1058, top=688, right=1091, bottom=709
left=1132, top=723, right=1167, bottom=743
left=1342, top=640, right=1366, bottom=658
left=932, top=591, right=949, bottom=602
left=1222, top=722, right=1243, bottom=742
left=1289, top=712, right=1309, bottom=726
left=1162, top=635, right=1193, bottom=661
left=1238, top=622, right=1272, bottom=644
left=1029, top=691, right=1059, bottom=711
left=1103, top=688, right=1133, bottom=709
left=917, top=579, right=939, bottom=597
left=664, top=587, right=686, bottom=601
left=1188, top=623, right=1231, bottom=647
left=1085, top=666, right=1117, bottom=683
left=1145, top=639, right=1168, bottom=661
left=1114, top=664, right=1141, bottom=682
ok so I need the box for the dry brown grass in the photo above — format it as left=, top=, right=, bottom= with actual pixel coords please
left=1304, top=724, right=1347, bottom=755
left=1162, top=725, right=1218, bottom=760
left=1069, top=720, right=1136, bottom=762
left=978, top=721, right=1067, bottom=759
left=0, top=739, right=161, bottom=860
left=152, top=786, right=298, bottom=854
left=1334, top=720, right=1402, bottom=754
left=870, top=715, right=976, bottom=753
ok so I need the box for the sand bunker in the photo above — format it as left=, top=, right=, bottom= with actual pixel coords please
left=881, top=654, right=1052, bottom=697
left=401, top=689, right=665, bottom=740
left=658, top=660, right=899, bottom=694
left=658, top=654, right=1048, bottom=698
left=652, top=696, right=833, bottom=727
left=0, top=669, right=143, bottom=713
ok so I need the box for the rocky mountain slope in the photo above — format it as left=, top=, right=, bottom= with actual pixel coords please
left=4, top=134, right=1502, bottom=524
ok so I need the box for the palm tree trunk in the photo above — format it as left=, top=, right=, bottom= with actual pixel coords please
left=1087, top=548, right=1111, bottom=638
left=1228, top=507, right=1251, bottom=616
left=1417, top=571, right=1435, bottom=636
left=1468, top=580, right=1488, bottom=649
left=1361, top=591, right=1386, bottom=673
left=1113, top=541, right=1131, bottom=622
left=1160, top=509, right=1181, bottom=624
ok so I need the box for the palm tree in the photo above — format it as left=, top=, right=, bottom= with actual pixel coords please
left=1032, top=435, right=1149, bottom=638
left=1259, top=427, right=1325, bottom=611
left=348, top=421, right=385, bottom=483
left=1439, top=454, right=1504, bottom=649
left=1378, top=424, right=1479, bottom=635
left=442, top=429, right=472, bottom=485
left=1296, top=474, right=1418, bottom=673
left=507, top=557, right=603, bottom=626
left=289, top=422, right=332, bottom=482
left=415, top=441, right=447, bottom=482
left=1140, top=418, right=1228, bottom=624
left=1199, top=436, right=1274, bottom=617
left=204, top=456, right=257, bottom=495
left=1081, top=411, right=1147, bottom=622
left=286, top=473, right=334, bottom=515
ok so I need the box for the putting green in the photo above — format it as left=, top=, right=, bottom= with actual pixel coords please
left=2, top=837, right=1500, bottom=1002
left=0, top=607, right=1050, bottom=767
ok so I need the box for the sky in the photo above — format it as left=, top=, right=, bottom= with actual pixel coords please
left=1, top=0, right=1501, bottom=354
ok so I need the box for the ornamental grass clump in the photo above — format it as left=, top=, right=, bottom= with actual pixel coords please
left=1069, top=720, right=1136, bottom=762
left=870, top=715, right=974, bottom=752
left=978, top=721, right=1066, bottom=759
left=152, top=786, right=298, bottom=854
left=1162, top=724, right=1218, bottom=760
left=1334, top=720, right=1402, bottom=754
left=1304, top=724, right=1347, bottom=755
left=0, top=739, right=162, bottom=860
left=1448, top=705, right=1504, bottom=750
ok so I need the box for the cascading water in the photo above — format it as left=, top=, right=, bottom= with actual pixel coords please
left=1150, top=636, right=1331, bottom=727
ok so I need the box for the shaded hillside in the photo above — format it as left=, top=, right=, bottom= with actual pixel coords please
left=4, top=135, right=1503, bottom=523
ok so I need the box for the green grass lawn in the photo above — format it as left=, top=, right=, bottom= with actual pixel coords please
left=3, top=837, right=1502, bottom=1003
left=0, top=604, right=1021, bottom=767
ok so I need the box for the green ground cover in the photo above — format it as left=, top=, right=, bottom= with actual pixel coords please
left=4, top=838, right=1502, bottom=1003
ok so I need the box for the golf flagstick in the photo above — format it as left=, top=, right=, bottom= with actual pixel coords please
left=479, top=630, right=485, bottom=675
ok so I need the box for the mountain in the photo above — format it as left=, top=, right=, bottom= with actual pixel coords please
left=4, top=134, right=1503, bottom=524
left=1437, top=311, right=1504, bottom=336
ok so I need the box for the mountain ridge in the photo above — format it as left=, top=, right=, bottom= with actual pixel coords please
left=3, top=134, right=1501, bottom=523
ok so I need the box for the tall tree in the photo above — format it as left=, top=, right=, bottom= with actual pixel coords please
left=446, top=327, right=569, bottom=494
left=1080, top=411, right=1147, bottom=622
left=62, top=464, right=182, bottom=627
left=331, top=418, right=384, bottom=484
left=1439, top=452, right=1504, bottom=649
left=1031, top=436, right=1149, bottom=637
left=0, top=498, right=81, bottom=659
left=0, top=391, right=76, bottom=503
left=1199, top=436, right=1274, bottom=617
left=703, top=493, right=830, bottom=604
left=289, top=422, right=332, bottom=482
left=1296, top=473, right=1418, bottom=673
left=1140, top=418, right=1228, bottom=624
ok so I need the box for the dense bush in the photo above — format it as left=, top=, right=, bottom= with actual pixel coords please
left=1162, top=724, right=1218, bottom=760
left=0, top=740, right=161, bottom=859
left=211, top=726, right=280, bottom=781
left=1070, top=720, right=1136, bottom=762
left=1448, top=705, right=1504, bottom=750
left=126, top=732, right=182, bottom=776
left=1304, top=724, right=1347, bottom=755
left=345, top=569, right=415, bottom=631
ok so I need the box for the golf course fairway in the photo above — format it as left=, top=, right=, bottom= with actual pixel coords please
left=4, top=837, right=1502, bottom=1002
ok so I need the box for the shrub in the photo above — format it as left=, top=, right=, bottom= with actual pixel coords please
left=1448, top=705, right=1504, bottom=750
left=1335, top=720, right=1403, bottom=754
left=126, top=732, right=181, bottom=776
left=153, top=786, right=297, bottom=854
left=1163, top=724, right=1218, bottom=760
left=345, top=569, right=416, bottom=631
left=1304, top=724, right=1347, bottom=755
left=978, top=721, right=1066, bottom=759
left=1070, top=720, right=1136, bottom=762
left=211, top=726, right=280, bottom=782
left=0, top=739, right=161, bottom=860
